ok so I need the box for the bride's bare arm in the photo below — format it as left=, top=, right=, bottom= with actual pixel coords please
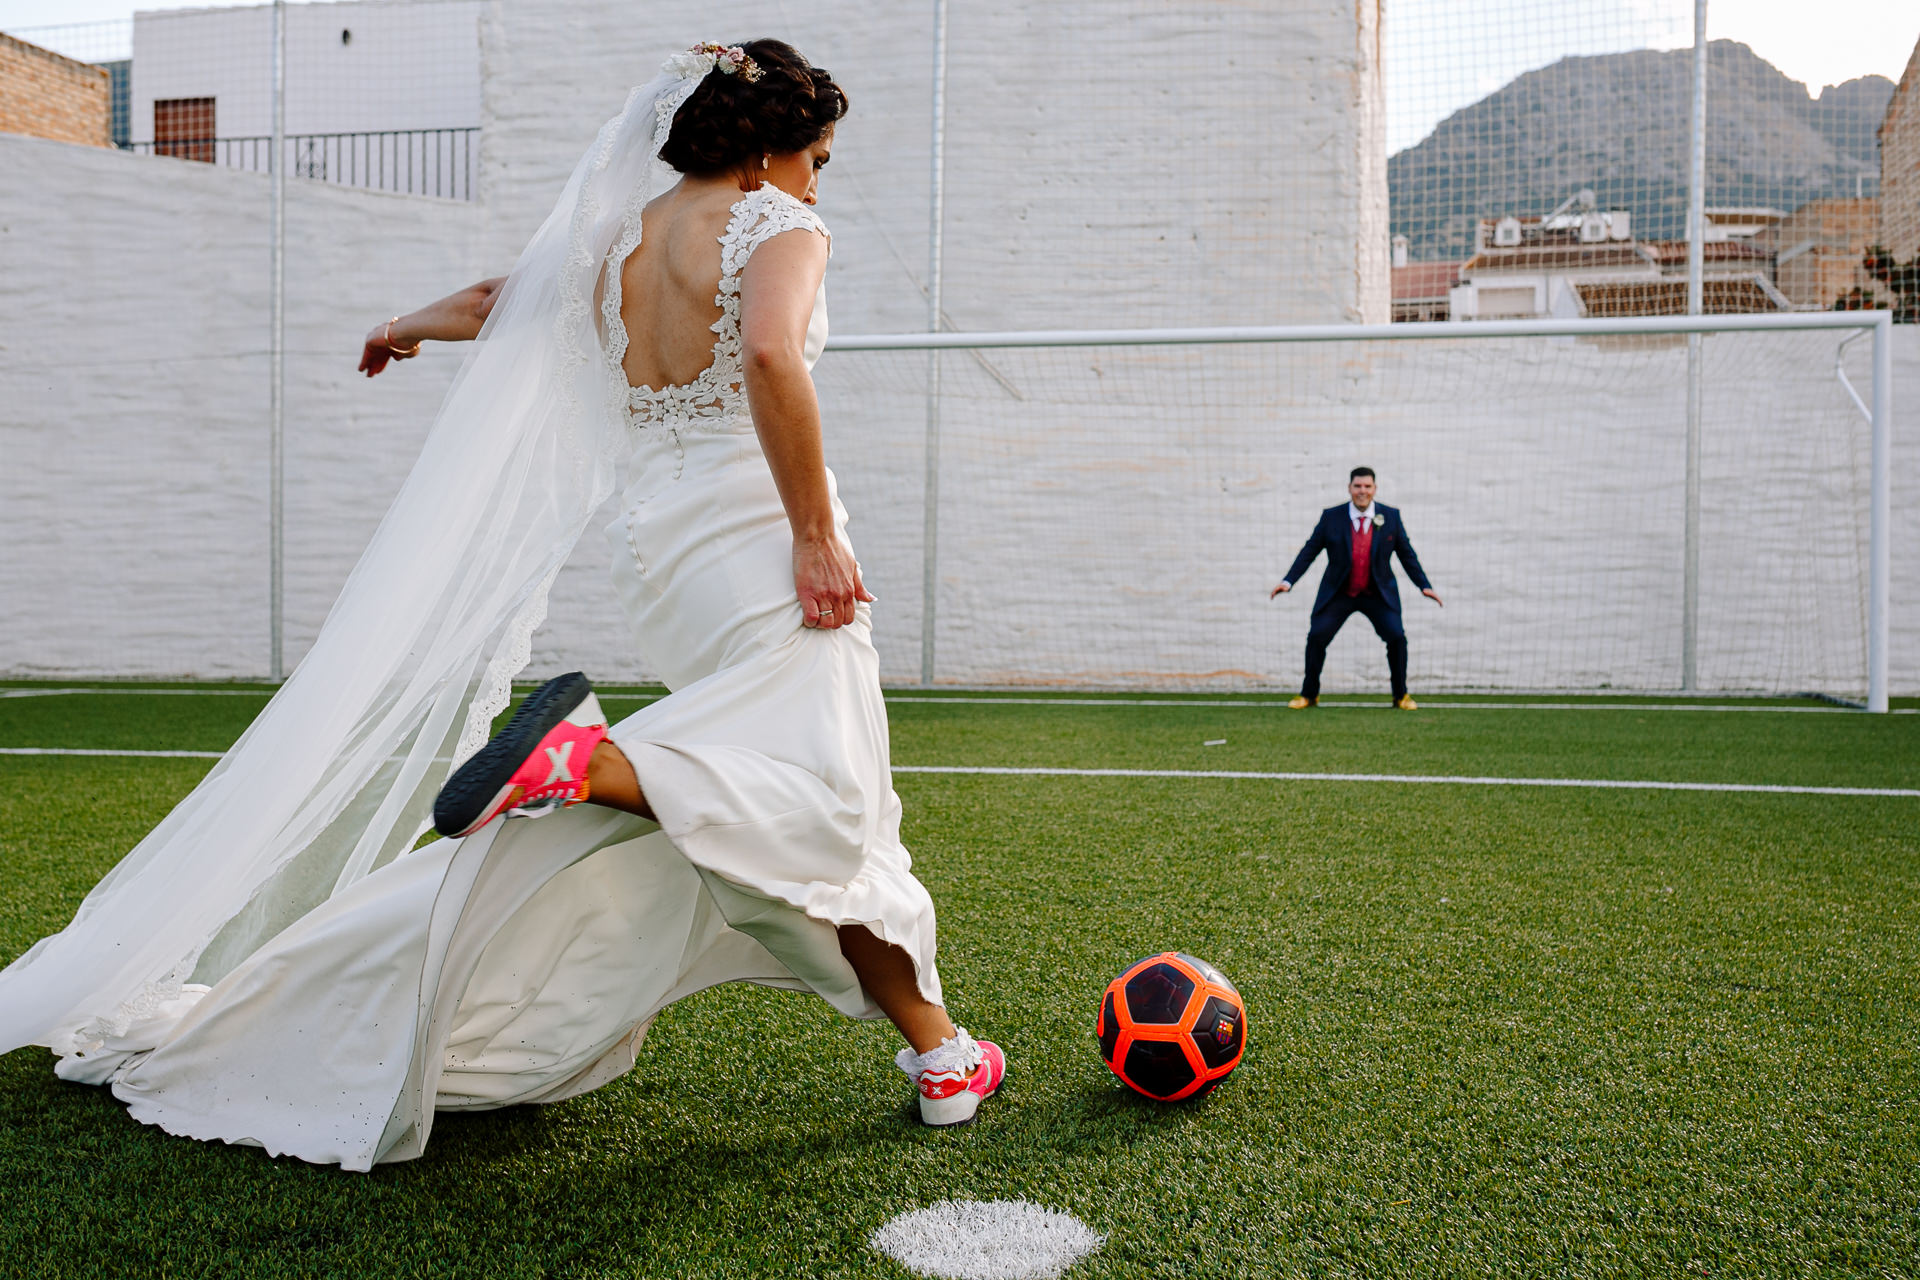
left=358, top=276, right=507, bottom=377
left=739, top=229, right=868, bottom=630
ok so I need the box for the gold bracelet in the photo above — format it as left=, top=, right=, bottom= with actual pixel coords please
left=385, top=316, right=422, bottom=358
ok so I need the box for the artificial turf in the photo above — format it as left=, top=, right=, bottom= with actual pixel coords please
left=0, top=685, right=1915, bottom=1277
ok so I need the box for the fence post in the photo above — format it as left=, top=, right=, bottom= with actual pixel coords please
left=269, top=0, right=286, bottom=681
left=1681, top=0, right=1707, bottom=692
left=1868, top=313, right=1892, bottom=712
left=920, top=0, right=948, bottom=688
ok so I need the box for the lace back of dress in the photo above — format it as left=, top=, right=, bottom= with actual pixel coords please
left=623, top=185, right=828, bottom=428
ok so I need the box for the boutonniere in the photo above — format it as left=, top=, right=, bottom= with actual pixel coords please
left=1370, top=512, right=1385, bottom=529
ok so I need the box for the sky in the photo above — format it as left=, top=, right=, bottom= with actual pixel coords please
left=4, top=0, right=1916, bottom=155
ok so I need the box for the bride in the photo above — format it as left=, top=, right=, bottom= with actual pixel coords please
left=0, top=39, right=1002, bottom=1171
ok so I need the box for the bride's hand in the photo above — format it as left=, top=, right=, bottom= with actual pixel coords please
left=794, top=532, right=873, bottom=630
left=355, top=278, right=505, bottom=378
left=358, top=319, right=419, bottom=378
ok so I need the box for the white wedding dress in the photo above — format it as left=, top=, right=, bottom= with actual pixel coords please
left=46, top=185, right=942, bottom=1171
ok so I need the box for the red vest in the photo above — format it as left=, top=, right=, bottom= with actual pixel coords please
left=1346, top=515, right=1374, bottom=596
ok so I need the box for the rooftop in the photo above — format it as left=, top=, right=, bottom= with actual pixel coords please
left=0, top=30, right=111, bottom=79
left=1391, top=261, right=1462, bottom=301
left=1465, top=245, right=1652, bottom=272
left=1641, top=239, right=1774, bottom=264
left=1575, top=278, right=1786, bottom=317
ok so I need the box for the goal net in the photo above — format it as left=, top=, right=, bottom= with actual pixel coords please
left=1, top=315, right=1887, bottom=705
left=796, top=316, right=1882, bottom=701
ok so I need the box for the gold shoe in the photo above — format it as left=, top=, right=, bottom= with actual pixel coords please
left=1288, top=696, right=1317, bottom=709
left=1393, top=694, right=1418, bottom=710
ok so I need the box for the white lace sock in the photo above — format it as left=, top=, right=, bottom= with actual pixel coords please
left=894, top=1026, right=982, bottom=1079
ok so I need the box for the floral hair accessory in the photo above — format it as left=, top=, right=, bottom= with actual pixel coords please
left=666, top=42, right=764, bottom=84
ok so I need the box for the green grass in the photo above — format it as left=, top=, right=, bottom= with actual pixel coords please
left=0, top=686, right=1917, bottom=1278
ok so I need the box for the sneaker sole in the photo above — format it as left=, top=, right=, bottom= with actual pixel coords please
left=433, top=672, right=594, bottom=838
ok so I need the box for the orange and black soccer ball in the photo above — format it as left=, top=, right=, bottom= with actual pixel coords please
left=1096, top=952, right=1246, bottom=1101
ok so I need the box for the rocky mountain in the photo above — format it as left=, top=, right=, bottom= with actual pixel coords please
left=1390, top=41, right=1894, bottom=261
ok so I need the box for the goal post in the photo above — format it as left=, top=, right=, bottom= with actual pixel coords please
left=817, top=311, right=1894, bottom=709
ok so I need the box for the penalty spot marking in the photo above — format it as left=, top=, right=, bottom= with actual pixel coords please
left=894, top=765, right=1920, bottom=799
left=870, top=1200, right=1104, bottom=1280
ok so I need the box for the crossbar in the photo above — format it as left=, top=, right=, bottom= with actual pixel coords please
left=824, top=311, right=1889, bottom=352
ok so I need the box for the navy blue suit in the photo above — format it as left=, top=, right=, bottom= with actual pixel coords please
left=1281, top=503, right=1433, bottom=699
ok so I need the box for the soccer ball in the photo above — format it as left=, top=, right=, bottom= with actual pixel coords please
left=1096, top=952, right=1246, bottom=1101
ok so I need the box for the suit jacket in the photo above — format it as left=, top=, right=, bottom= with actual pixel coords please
left=1283, top=503, right=1432, bottom=617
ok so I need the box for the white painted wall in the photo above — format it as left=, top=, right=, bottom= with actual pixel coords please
left=474, top=0, right=1393, bottom=683
left=129, top=1, right=480, bottom=142
left=468, top=0, right=1389, bottom=329
left=0, top=133, right=479, bottom=678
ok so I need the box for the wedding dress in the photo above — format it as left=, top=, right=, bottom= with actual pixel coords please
left=0, top=65, right=941, bottom=1171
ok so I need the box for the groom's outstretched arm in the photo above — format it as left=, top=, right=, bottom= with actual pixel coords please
left=1395, top=516, right=1441, bottom=604
left=1272, top=518, right=1327, bottom=597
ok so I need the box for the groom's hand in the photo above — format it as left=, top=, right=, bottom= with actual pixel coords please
left=1270, top=581, right=1291, bottom=599
left=1422, top=588, right=1444, bottom=607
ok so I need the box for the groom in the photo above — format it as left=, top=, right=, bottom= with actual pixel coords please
left=1270, top=467, right=1441, bottom=709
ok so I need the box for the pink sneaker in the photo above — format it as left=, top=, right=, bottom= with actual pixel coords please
left=432, top=672, right=609, bottom=838
left=898, top=1029, right=1006, bottom=1127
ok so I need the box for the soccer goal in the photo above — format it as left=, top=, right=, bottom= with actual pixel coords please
left=813, top=311, right=1894, bottom=710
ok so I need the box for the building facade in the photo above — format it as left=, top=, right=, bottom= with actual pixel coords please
left=1447, top=203, right=1790, bottom=319
left=128, top=2, right=481, bottom=198
left=1881, top=36, right=1920, bottom=264
left=1772, top=197, right=1880, bottom=308
left=129, top=4, right=481, bottom=141
left=0, top=32, right=111, bottom=149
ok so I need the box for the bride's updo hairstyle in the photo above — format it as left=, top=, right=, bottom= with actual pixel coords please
left=661, top=39, right=848, bottom=176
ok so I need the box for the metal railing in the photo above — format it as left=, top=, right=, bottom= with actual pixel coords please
left=124, top=127, right=477, bottom=202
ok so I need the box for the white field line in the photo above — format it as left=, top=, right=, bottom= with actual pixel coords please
left=6, top=687, right=1913, bottom=714
left=892, top=765, right=1920, bottom=798
left=0, top=687, right=274, bottom=698
left=879, top=697, right=1917, bottom=714
left=0, top=747, right=224, bottom=758
left=4, top=748, right=1913, bottom=797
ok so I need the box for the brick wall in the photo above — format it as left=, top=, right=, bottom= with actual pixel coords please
left=1881, top=40, right=1920, bottom=262
left=0, top=33, right=110, bottom=149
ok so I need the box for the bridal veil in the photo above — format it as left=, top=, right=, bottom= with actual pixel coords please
left=0, top=65, right=708, bottom=1070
